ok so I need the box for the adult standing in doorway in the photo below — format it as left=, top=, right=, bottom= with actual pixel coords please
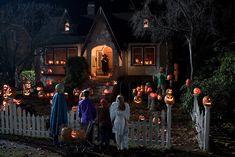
left=101, top=54, right=109, bottom=75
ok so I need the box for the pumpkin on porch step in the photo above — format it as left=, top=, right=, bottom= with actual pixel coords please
left=60, top=127, right=72, bottom=142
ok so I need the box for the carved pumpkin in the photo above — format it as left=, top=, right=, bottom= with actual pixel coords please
left=185, top=79, right=192, bottom=87
left=164, top=94, right=175, bottom=105
left=167, top=74, right=173, bottom=81
left=133, top=95, right=142, bottom=104
left=38, top=91, right=45, bottom=98
left=166, top=88, right=173, bottom=95
left=193, top=88, right=201, bottom=96
left=61, top=127, right=72, bottom=142
left=71, top=129, right=86, bottom=141
left=139, top=115, right=145, bottom=121
left=36, top=81, right=44, bottom=91
left=6, top=87, right=16, bottom=98
left=202, top=96, right=212, bottom=106
left=150, top=92, right=158, bottom=99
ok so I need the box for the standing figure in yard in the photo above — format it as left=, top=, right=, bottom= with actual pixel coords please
left=77, top=89, right=96, bottom=143
left=50, top=83, right=68, bottom=145
left=101, top=54, right=109, bottom=75
left=153, top=67, right=166, bottom=96
left=98, top=98, right=112, bottom=149
left=110, top=95, right=130, bottom=151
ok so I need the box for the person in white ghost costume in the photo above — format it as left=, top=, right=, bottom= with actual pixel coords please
left=110, top=95, right=130, bottom=150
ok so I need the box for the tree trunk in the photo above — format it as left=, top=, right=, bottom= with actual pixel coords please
left=186, top=37, right=193, bottom=80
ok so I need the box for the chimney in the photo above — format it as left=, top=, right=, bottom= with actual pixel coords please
left=87, top=1, right=95, bottom=16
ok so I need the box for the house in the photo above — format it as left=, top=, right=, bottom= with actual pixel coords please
left=35, top=1, right=172, bottom=86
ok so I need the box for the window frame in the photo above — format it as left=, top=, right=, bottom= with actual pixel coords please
left=131, top=45, right=156, bottom=66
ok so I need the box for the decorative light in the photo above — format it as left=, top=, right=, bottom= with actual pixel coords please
left=164, top=94, right=175, bottom=105
left=56, top=60, right=60, bottom=64
left=113, top=80, right=117, bottom=85
left=133, top=95, right=142, bottom=104
left=193, top=87, right=201, bottom=96
left=23, top=80, right=31, bottom=96
left=202, top=95, right=212, bottom=107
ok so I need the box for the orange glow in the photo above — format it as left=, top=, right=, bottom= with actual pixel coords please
left=47, top=68, right=53, bottom=73
left=48, top=60, right=54, bottom=64
left=47, top=80, right=52, bottom=85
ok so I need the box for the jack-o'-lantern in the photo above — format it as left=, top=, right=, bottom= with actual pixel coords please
left=103, top=89, right=112, bottom=94
left=61, top=127, right=72, bottom=142
left=167, top=74, right=173, bottom=81
left=133, top=95, right=142, bottom=104
left=140, top=85, right=145, bottom=92
left=152, top=117, right=161, bottom=125
left=202, top=96, right=212, bottom=106
left=36, top=81, right=44, bottom=91
left=193, top=87, right=201, bottom=96
left=166, top=88, right=173, bottom=95
left=185, top=79, right=192, bottom=87
left=139, top=115, right=145, bottom=121
left=164, top=94, right=175, bottom=105
left=38, top=91, right=45, bottom=98
left=73, top=88, right=80, bottom=96
left=6, top=87, right=15, bottom=98
left=150, top=92, right=158, bottom=99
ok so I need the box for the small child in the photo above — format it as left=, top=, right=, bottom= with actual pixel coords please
left=98, top=98, right=112, bottom=149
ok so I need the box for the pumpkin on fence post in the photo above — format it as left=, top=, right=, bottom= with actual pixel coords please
left=202, top=96, right=212, bottom=107
left=193, top=87, right=201, bottom=96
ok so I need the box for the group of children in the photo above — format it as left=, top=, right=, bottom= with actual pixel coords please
left=49, top=83, right=130, bottom=151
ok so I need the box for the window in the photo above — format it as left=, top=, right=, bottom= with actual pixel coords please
left=64, top=21, right=70, bottom=32
left=45, top=47, right=77, bottom=65
left=54, top=48, right=66, bottom=64
left=131, top=46, right=155, bottom=66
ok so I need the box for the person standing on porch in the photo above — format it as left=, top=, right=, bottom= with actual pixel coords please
left=101, top=54, right=109, bottom=75
left=110, top=95, right=130, bottom=151
left=50, top=83, right=68, bottom=145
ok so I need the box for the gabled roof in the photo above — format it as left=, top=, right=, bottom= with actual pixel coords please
left=81, top=7, right=122, bottom=56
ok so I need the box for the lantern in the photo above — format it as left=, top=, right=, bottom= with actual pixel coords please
left=139, top=115, right=145, bottom=121
left=166, top=88, right=173, bottom=95
left=73, top=88, right=80, bottom=96
left=193, top=87, right=201, bottom=96
left=185, top=79, right=192, bottom=87
left=164, top=94, right=175, bottom=105
left=133, top=95, right=142, bottom=104
left=167, top=74, right=173, bottom=81
left=202, top=96, right=212, bottom=107
left=61, top=127, right=72, bottom=142
left=150, top=92, right=158, bottom=99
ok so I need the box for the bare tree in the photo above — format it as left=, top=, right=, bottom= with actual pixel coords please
left=0, top=0, right=62, bottom=86
left=130, top=0, right=216, bottom=80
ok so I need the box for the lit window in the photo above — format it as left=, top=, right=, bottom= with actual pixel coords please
left=143, top=19, right=149, bottom=28
left=132, top=47, right=143, bottom=65
left=45, top=48, right=54, bottom=65
left=65, top=21, right=70, bottom=32
left=131, top=46, right=156, bottom=66
left=54, top=48, right=66, bottom=64
left=68, top=48, right=77, bottom=57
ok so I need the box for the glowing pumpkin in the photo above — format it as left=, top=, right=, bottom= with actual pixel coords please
left=139, top=115, right=145, bottom=121
left=150, top=92, right=158, bottom=99
left=61, top=127, right=72, bottom=142
left=146, top=87, right=153, bottom=93
left=167, top=74, right=173, bottom=81
left=164, top=94, right=175, bottom=105
left=38, top=91, right=45, bottom=98
left=166, top=88, right=173, bottom=95
left=71, top=129, right=86, bottom=141
left=193, top=88, right=201, bottom=96
left=202, top=96, right=212, bottom=106
left=133, top=95, right=142, bottom=104
left=137, top=91, right=142, bottom=96
left=103, top=89, right=112, bottom=94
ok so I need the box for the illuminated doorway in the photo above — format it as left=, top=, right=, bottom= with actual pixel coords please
left=91, top=45, right=113, bottom=77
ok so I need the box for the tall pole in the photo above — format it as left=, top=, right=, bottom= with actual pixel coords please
left=166, top=104, right=172, bottom=148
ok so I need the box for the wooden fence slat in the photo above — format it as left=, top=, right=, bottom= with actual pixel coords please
left=143, top=120, right=147, bottom=146
left=161, top=110, right=165, bottom=146
left=32, top=114, right=36, bottom=136
left=12, top=104, right=17, bottom=134
left=36, top=115, right=40, bottom=137
left=22, top=110, right=26, bottom=136
left=1, top=110, right=4, bottom=133
left=17, top=107, right=22, bottom=135
left=27, top=112, right=31, bottom=136
left=9, top=104, right=13, bottom=134
left=149, top=116, right=153, bottom=145
left=5, top=105, right=9, bottom=134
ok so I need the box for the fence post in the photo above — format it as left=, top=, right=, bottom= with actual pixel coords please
left=203, top=106, right=211, bottom=151
left=166, top=104, right=172, bottom=148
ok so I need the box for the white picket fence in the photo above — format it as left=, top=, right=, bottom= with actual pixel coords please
left=0, top=102, right=169, bottom=147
